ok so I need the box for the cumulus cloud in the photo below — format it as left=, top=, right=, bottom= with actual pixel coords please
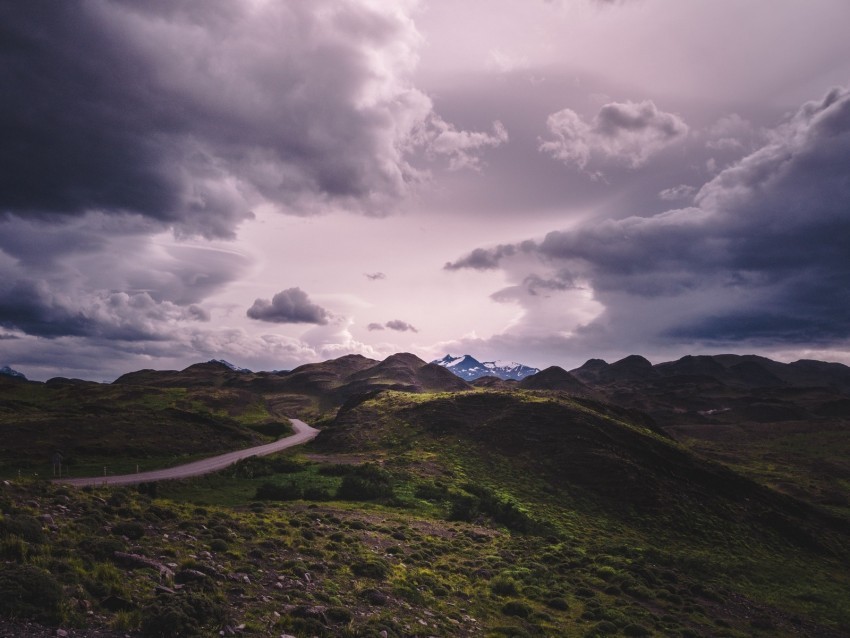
left=411, top=115, right=509, bottom=171
left=0, top=280, right=208, bottom=341
left=367, top=323, right=386, bottom=331
left=449, top=86, right=850, bottom=351
left=247, top=288, right=330, bottom=325
left=0, top=0, right=475, bottom=237
left=0, top=221, right=244, bottom=340
left=540, top=100, right=688, bottom=171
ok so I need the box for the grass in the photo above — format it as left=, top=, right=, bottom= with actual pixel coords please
left=1, top=387, right=848, bottom=637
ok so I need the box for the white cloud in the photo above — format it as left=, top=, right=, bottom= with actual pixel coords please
left=540, top=100, right=688, bottom=171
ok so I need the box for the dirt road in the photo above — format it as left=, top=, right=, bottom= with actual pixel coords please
left=56, top=418, right=318, bottom=487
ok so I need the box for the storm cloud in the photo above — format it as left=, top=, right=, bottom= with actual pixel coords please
left=450, top=87, right=850, bottom=349
left=0, top=0, right=444, bottom=237
left=247, top=288, right=330, bottom=325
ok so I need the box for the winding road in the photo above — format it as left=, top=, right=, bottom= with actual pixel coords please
left=56, top=418, right=319, bottom=487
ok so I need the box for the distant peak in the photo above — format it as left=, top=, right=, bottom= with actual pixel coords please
left=431, top=354, right=539, bottom=381
left=0, top=365, right=26, bottom=380
left=208, top=359, right=252, bottom=373
left=383, top=352, right=428, bottom=366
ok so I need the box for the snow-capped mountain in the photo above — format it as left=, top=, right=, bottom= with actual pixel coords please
left=432, top=354, right=539, bottom=381
left=0, top=365, right=27, bottom=380
left=209, top=359, right=252, bottom=373
left=482, top=359, right=540, bottom=381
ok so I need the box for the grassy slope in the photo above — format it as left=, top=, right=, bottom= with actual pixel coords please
left=0, top=377, right=290, bottom=479
left=1, top=387, right=848, bottom=637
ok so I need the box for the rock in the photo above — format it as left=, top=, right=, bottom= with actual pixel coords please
left=56, top=630, right=69, bottom=637
left=114, top=551, right=175, bottom=580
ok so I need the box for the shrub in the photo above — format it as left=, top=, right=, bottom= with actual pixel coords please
left=248, top=421, right=293, bottom=438
left=326, top=606, right=353, bottom=624
left=0, top=514, right=45, bottom=544
left=302, top=487, right=333, bottom=501
left=351, top=558, right=390, bottom=580
left=586, top=621, right=618, bottom=636
left=414, top=480, right=449, bottom=501
left=0, top=535, right=28, bottom=562
left=545, top=597, right=570, bottom=611
left=0, top=565, right=62, bottom=622
left=79, top=537, right=126, bottom=562
left=490, top=575, right=520, bottom=596
left=255, top=482, right=302, bottom=501
left=209, top=538, right=229, bottom=552
left=623, top=623, right=651, bottom=636
left=111, top=521, right=145, bottom=540
left=501, top=600, right=533, bottom=618
left=139, top=591, right=228, bottom=637
left=336, top=475, right=393, bottom=501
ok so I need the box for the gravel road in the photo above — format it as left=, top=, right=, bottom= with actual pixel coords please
left=55, top=418, right=318, bottom=487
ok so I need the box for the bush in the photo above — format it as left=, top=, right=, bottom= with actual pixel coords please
left=623, top=623, right=651, bottom=636
left=248, top=421, right=293, bottom=438
left=0, top=535, right=28, bottom=562
left=209, top=538, right=229, bottom=552
left=501, top=600, right=533, bottom=618
left=139, top=591, right=228, bottom=637
left=336, top=475, right=393, bottom=501
left=414, top=480, right=449, bottom=501
left=351, top=558, right=390, bottom=580
left=545, top=597, right=570, bottom=611
left=0, top=565, right=63, bottom=622
left=112, top=521, right=145, bottom=540
left=255, top=482, right=302, bottom=501
left=586, top=621, right=618, bottom=636
left=326, top=606, right=353, bottom=624
left=490, top=575, right=520, bottom=596
left=0, top=514, right=45, bottom=544
left=302, top=487, right=333, bottom=501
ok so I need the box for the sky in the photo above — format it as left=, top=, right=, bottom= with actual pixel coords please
left=2, top=0, right=850, bottom=381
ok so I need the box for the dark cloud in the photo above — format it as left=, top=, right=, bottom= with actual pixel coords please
left=540, top=100, right=688, bottom=171
left=0, top=1, right=437, bottom=237
left=0, top=219, right=248, bottom=340
left=365, top=272, right=387, bottom=281
left=385, top=320, right=418, bottom=333
left=247, top=288, right=330, bottom=325
left=449, top=87, right=850, bottom=349
left=0, top=278, right=204, bottom=341
left=367, top=320, right=418, bottom=332
left=444, top=243, right=528, bottom=271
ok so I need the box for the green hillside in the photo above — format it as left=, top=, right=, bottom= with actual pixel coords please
left=1, top=356, right=849, bottom=637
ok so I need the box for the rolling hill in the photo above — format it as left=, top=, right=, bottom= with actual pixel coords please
left=2, top=352, right=849, bottom=637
